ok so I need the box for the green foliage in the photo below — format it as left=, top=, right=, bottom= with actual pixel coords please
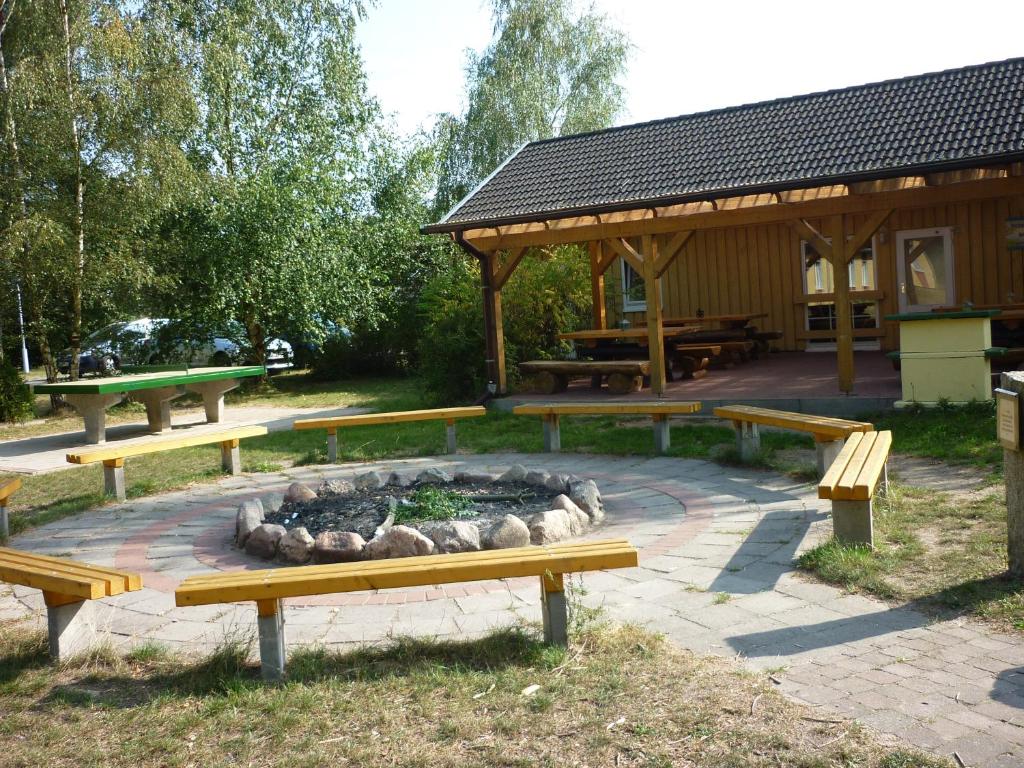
left=394, top=486, right=475, bottom=524
left=0, top=359, right=32, bottom=423
left=872, top=399, right=999, bottom=469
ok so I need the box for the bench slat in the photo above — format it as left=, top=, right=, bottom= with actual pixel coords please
left=0, top=560, right=110, bottom=600
left=0, top=547, right=140, bottom=591
left=853, top=430, right=892, bottom=500
left=0, top=477, right=22, bottom=503
left=835, top=432, right=879, bottom=500
left=513, top=403, right=700, bottom=416
left=294, top=407, right=486, bottom=432
left=714, top=405, right=873, bottom=439
left=818, top=433, right=863, bottom=500
left=67, top=425, right=268, bottom=465
left=176, top=540, right=638, bottom=606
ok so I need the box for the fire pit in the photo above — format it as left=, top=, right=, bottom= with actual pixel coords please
left=233, top=464, right=604, bottom=565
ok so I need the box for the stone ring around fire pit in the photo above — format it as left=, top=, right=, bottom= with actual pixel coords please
left=233, top=464, right=605, bottom=565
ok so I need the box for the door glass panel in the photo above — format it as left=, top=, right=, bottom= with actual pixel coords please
left=901, top=235, right=949, bottom=308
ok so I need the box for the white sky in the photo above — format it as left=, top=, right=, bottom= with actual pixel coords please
left=357, top=0, right=1024, bottom=138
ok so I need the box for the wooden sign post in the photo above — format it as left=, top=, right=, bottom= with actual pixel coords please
left=1001, top=372, right=1024, bottom=578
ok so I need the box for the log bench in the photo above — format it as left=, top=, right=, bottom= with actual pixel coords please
left=0, top=547, right=142, bottom=660
left=519, top=360, right=650, bottom=395
left=818, top=430, right=893, bottom=547
left=175, top=539, right=639, bottom=681
left=713, top=405, right=874, bottom=476
left=748, top=330, right=783, bottom=354
left=66, top=424, right=268, bottom=502
left=709, top=340, right=757, bottom=366
left=0, top=477, right=22, bottom=538
left=513, top=402, right=701, bottom=453
left=670, top=344, right=721, bottom=379
left=293, top=406, right=487, bottom=463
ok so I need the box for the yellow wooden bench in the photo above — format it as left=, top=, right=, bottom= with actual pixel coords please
left=713, top=405, right=874, bottom=476
left=0, top=547, right=142, bottom=660
left=176, top=538, right=638, bottom=681
left=0, top=476, right=22, bottom=538
left=818, top=430, right=893, bottom=547
left=513, top=402, right=701, bottom=453
left=293, top=406, right=487, bottom=463
left=66, top=424, right=268, bottom=502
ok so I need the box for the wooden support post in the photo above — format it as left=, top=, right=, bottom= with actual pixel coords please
left=831, top=214, right=855, bottom=393
left=641, top=235, right=666, bottom=394
left=1002, top=372, right=1024, bottom=578
left=588, top=241, right=607, bottom=330
left=478, top=251, right=507, bottom=394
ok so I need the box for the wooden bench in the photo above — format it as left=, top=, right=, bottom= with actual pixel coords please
left=713, top=405, right=874, bottom=476
left=66, top=424, right=268, bottom=502
left=818, top=430, right=893, bottom=547
left=176, top=539, right=638, bottom=681
left=513, top=402, right=701, bottom=453
left=0, top=547, right=142, bottom=660
left=519, top=360, right=650, bottom=395
left=671, top=344, right=721, bottom=379
left=0, top=477, right=22, bottom=538
left=709, top=340, right=757, bottom=366
left=293, top=407, right=486, bottom=463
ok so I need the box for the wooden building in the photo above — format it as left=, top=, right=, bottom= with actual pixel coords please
left=423, top=58, right=1024, bottom=396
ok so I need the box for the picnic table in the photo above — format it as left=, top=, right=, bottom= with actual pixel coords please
left=32, top=366, right=265, bottom=444
left=660, top=313, right=768, bottom=329
left=558, top=327, right=701, bottom=382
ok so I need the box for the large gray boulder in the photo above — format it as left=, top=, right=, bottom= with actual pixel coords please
left=313, top=531, right=365, bottom=563
left=416, top=468, right=453, bottom=485
left=499, top=464, right=528, bottom=483
left=483, top=515, right=531, bottom=550
left=284, top=482, right=316, bottom=503
left=245, top=523, right=287, bottom=559
left=364, top=525, right=435, bottom=559
left=454, top=470, right=497, bottom=484
left=528, top=509, right=573, bottom=545
left=551, top=494, right=590, bottom=535
left=235, top=499, right=265, bottom=547
left=278, top=527, right=315, bottom=564
left=387, top=471, right=413, bottom=487
left=569, top=479, right=604, bottom=522
left=317, top=479, right=354, bottom=496
left=354, top=471, right=385, bottom=491
left=429, top=521, right=481, bottom=554
left=545, top=473, right=572, bottom=494
left=524, top=470, right=550, bottom=488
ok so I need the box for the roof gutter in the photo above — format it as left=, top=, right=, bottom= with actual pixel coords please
left=420, top=151, right=1024, bottom=236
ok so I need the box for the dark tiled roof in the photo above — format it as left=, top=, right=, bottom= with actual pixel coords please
left=428, top=57, right=1024, bottom=231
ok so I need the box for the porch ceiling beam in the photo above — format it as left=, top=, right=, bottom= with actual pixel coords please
left=604, top=237, right=645, bottom=274
left=787, top=218, right=833, bottom=261
left=654, top=230, right=694, bottom=278
left=460, top=175, right=1024, bottom=251
left=492, top=247, right=526, bottom=290
left=842, top=209, right=892, bottom=263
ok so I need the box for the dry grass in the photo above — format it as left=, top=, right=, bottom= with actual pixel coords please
left=0, top=619, right=946, bottom=768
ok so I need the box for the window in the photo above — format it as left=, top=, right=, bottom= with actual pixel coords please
left=621, top=259, right=646, bottom=312
left=801, top=237, right=879, bottom=347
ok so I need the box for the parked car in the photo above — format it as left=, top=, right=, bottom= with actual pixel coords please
left=57, top=318, right=162, bottom=375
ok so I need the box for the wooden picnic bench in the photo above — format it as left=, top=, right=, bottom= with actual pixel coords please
left=513, top=402, right=701, bottom=453
left=0, top=477, right=22, bottom=538
left=818, top=430, right=892, bottom=547
left=713, top=405, right=874, bottom=476
left=66, top=424, right=268, bottom=502
left=0, top=547, right=142, bottom=660
left=293, top=407, right=487, bottom=463
left=175, top=539, right=639, bottom=681
left=670, top=344, right=721, bottom=379
left=519, top=360, right=651, bottom=395
left=32, top=366, right=265, bottom=444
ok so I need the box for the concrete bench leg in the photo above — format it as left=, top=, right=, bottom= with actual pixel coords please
left=44, top=592, right=96, bottom=662
left=135, top=385, right=185, bottom=433
left=736, top=420, right=760, bottom=460
left=652, top=415, right=670, bottom=454
left=832, top=499, right=874, bottom=547
left=543, top=414, right=561, bottom=453
left=65, top=393, right=124, bottom=444
left=221, top=439, right=241, bottom=475
left=0, top=502, right=8, bottom=538
left=326, top=428, right=338, bottom=463
left=540, top=573, right=568, bottom=646
left=446, top=419, right=457, bottom=454
left=186, top=379, right=240, bottom=423
left=816, top=438, right=845, bottom=478
left=257, top=599, right=286, bottom=682
left=102, top=459, right=126, bottom=502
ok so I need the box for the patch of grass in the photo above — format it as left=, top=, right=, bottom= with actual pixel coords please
left=712, top=592, right=732, bottom=605
left=799, top=483, right=1024, bottom=632
left=871, top=399, right=1000, bottom=470
left=394, top=485, right=475, bottom=524
left=0, top=621, right=947, bottom=767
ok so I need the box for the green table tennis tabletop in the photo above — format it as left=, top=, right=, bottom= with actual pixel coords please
left=32, top=366, right=265, bottom=395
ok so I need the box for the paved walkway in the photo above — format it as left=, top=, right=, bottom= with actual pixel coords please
left=1, top=453, right=1022, bottom=766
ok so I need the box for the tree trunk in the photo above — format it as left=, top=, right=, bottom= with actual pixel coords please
left=243, top=314, right=268, bottom=382
left=58, top=0, right=85, bottom=381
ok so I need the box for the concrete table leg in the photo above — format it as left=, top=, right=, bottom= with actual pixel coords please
left=64, top=393, right=124, bottom=444
left=135, top=385, right=185, bottom=433
left=0, top=503, right=8, bottom=538
left=652, top=415, right=671, bottom=454
left=44, top=593, right=96, bottom=661
left=257, top=599, right=286, bottom=682
left=102, top=459, right=126, bottom=502
left=832, top=499, right=874, bottom=547
left=185, top=379, right=240, bottom=423
left=540, top=573, right=568, bottom=646
left=815, top=438, right=845, bottom=478
left=543, top=414, right=561, bottom=453
left=736, top=420, right=760, bottom=461
left=326, top=429, right=338, bottom=463
left=446, top=419, right=457, bottom=454
left=221, top=439, right=241, bottom=475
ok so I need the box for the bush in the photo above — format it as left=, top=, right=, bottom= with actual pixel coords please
left=0, top=360, right=33, bottom=423
left=417, top=247, right=592, bottom=402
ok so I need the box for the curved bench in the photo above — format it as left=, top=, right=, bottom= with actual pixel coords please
left=818, top=430, right=893, bottom=547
